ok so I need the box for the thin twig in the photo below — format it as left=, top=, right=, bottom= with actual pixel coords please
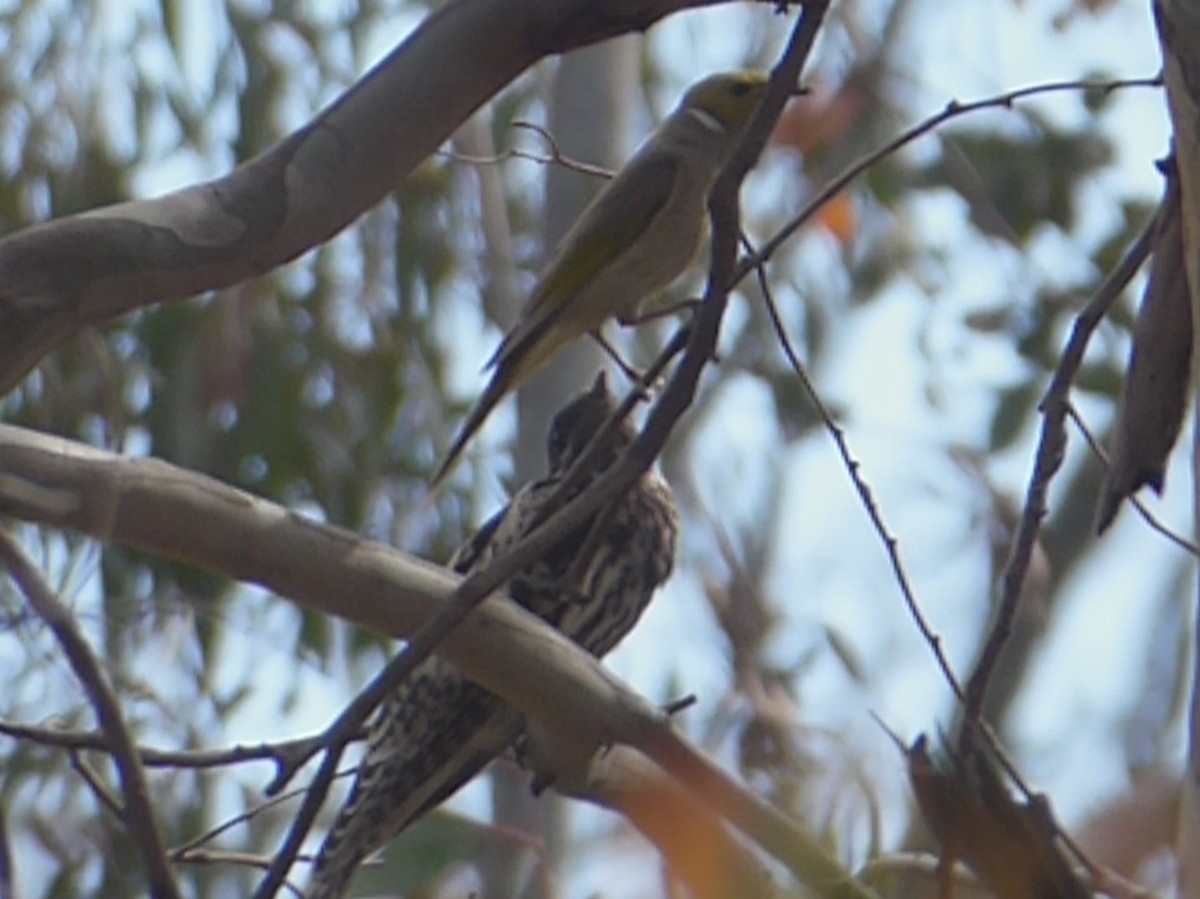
left=748, top=243, right=964, bottom=701
left=174, top=849, right=306, bottom=898
left=69, top=748, right=125, bottom=819
left=0, top=717, right=339, bottom=771
left=173, top=771, right=354, bottom=856
left=0, top=531, right=182, bottom=899
left=442, top=120, right=616, bottom=180
left=962, top=203, right=1160, bottom=724
left=1067, top=403, right=1200, bottom=556
left=736, top=74, right=1161, bottom=282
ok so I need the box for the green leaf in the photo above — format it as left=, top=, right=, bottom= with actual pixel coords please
left=349, top=810, right=493, bottom=896
left=989, top=383, right=1038, bottom=452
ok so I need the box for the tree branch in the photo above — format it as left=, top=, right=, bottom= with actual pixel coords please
left=1154, top=1, right=1200, bottom=892
left=0, top=0, right=787, bottom=396
left=0, top=716, right=344, bottom=773
left=0, top=531, right=182, bottom=899
left=962, top=204, right=1158, bottom=724
left=548, top=745, right=776, bottom=899
left=0, top=424, right=661, bottom=753
left=0, top=419, right=882, bottom=898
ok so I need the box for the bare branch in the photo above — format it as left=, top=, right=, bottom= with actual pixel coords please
left=0, top=717, right=342, bottom=772
left=546, top=744, right=777, bottom=899
left=0, top=0, right=784, bottom=396
left=69, top=749, right=126, bottom=820
left=0, top=427, right=660, bottom=743
left=963, top=208, right=1158, bottom=724
left=738, top=74, right=1161, bottom=282
left=748, top=239, right=964, bottom=702
left=0, top=531, right=182, bottom=899
left=639, top=721, right=874, bottom=897
left=173, top=849, right=306, bottom=898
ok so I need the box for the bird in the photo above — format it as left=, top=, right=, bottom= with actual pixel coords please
left=308, top=372, right=679, bottom=898
left=431, top=70, right=769, bottom=486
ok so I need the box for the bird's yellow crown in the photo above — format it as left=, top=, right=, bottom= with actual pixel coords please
left=679, top=70, right=769, bottom=133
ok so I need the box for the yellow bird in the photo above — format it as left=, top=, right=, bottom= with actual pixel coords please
left=432, top=70, right=769, bottom=486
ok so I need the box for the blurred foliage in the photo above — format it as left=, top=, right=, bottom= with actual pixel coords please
left=347, top=810, right=491, bottom=896
left=0, top=0, right=1187, bottom=897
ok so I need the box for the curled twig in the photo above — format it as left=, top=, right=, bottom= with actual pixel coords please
left=442, top=120, right=616, bottom=180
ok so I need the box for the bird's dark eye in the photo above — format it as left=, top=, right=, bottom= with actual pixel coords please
left=732, top=82, right=751, bottom=96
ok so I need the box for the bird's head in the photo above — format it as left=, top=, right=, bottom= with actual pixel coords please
left=677, top=70, right=769, bottom=143
left=546, top=372, right=636, bottom=474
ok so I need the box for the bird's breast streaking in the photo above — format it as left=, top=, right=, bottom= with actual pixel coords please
left=308, top=373, right=678, bottom=899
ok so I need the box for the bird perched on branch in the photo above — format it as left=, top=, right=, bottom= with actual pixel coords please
left=431, top=70, right=769, bottom=486
left=309, top=373, right=678, bottom=898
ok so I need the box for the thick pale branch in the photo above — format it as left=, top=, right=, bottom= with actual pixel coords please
left=0, top=424, right=881, bottom=898
left=0, top=423, right=662, bottom=751
left=547, top=745, right=776, bottom=899
left=640, top=726, right=872, bottom=897
left=0, top=0, right=749, bottom=395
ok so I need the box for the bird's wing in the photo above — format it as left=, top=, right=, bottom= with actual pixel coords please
left=432, top=155, right=681, bottom=488
left=309, top=493, right=536, bottom=897
left=348, top=482, right=555, bottom=830
left=359, top=664, right=523, bottom=829
left=487, top=151, right=682, bottom=373
left=446, top=504, right=507, bottom=572
left=308, top=662, right=523, bottom=899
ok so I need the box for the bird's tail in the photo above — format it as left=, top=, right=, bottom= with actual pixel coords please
left=430, top=362, right=517, bottom=489
left=431, top=315, right=577, bottom=489
left=306, top=860, right=358, bottom=899
left=307, top=826, right=371, bottom=899
left=306, top=782, right=420, bottom=899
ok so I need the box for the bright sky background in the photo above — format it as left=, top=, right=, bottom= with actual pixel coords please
left=3, top=0, right=1192, bottom=896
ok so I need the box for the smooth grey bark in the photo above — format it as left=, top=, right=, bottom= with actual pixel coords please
left=0, top=0, right=734, bottom=396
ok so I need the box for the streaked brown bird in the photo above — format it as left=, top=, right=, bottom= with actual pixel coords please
left=308, top=373, right=678, bottom=898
